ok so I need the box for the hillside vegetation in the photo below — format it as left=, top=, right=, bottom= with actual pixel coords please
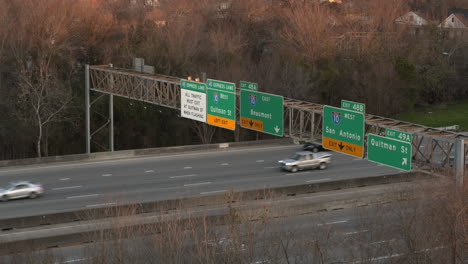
left=0, top=0, right=467, bottom=159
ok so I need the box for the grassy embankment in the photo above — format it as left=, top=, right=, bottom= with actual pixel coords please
left=395, top=100, right=468, bottom=131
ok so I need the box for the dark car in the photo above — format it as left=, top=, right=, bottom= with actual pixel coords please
left=302, top=142, right=325, bottom=153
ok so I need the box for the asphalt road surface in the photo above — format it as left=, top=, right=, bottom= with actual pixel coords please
left=1, top=191, right=447, bottom=264
left=0, top=144, right=401, bottom=219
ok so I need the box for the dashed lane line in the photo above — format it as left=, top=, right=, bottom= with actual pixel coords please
left=170, top=174, right=197, bottom=179
left=86, top=202, right=116, bottom=208
left=184, top=182, right=211, bottom=187
left=52, top=186, right=82, bottom=191
left=343, top=230, right=369, bottom=235
left=306, top=178, right=331, bottom=183
left=200, top=190, right=226, bottom=195
left=317, top=220, right=348, bottom=226
left=66, top=194, right=99, bottom=199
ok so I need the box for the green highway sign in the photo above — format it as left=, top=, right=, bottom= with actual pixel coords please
left=385, top=128, right=412, bottom=143
left=367, top=134, right=412, bottom=171
left=207, top=79, right=236, bottom=93
left=322, top=105, right=365, bottom=157
left=206, top=79, right=236, bottom=130
left=240, top=81, right=258, bottom=91
left=341, top=100, right=365, bottom=113
left=180, top=79, right=206, bottom=92
left=240, top=90, right=283, bottom=136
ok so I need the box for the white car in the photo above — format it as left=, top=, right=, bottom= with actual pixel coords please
left=0, top=181, right=44, bottom=201
left=279, top=151, right=332, bottom=172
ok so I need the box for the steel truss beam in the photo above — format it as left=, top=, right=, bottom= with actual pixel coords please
left=88, top=65, right=468, bottom=173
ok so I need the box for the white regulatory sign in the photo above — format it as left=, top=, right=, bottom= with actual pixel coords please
left=181, top=89, right=206, bottom=122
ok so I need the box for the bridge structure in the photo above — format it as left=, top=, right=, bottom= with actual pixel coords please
left=86, top=64, right=467, bottom=180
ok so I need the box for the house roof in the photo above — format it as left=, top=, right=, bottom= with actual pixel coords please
left=453, top=13, right=468, bottom=27
left=395, top=11, right=430, bottom=25
left=413, top=11, right=432, bottom=21
left=448, top=9, right=468, bottom=27
left=448, top=8, right=468, bottom=17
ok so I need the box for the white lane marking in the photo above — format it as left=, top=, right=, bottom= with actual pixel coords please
left=86, top=202, right=116, bottom=208
left=317, top=220, right=348, bottom=226
left=220, top=163, right=229, bottom=166
left=306, top=178, right=331, bottom=183
left=370, top=239, right=396, bottom=245
left=419, top=246, right=446, bottom=252
left=59, top=258, right=88, bottom=264
left=170, top=174, right=197, bottom=179
left=52, top=186, right=82, bottom=191
left=101, top=174, right=112, bottom=177
left=352, top=253, right=403, bottom=263
left=200, top=190, right=226, bottom=195
left=59, top=178, right=70, bottom=181
left=184, top=166, right=192, bottom=169
left=285, top=171, right=311, bottom=176
left=145, top=170, right=155, bottom=173
left=66, top=194, right=98, bottom=199
left=256, top=160, right=264, bottom=163
left=184, top=182, right=211, bottom=187
left=343, top=229, right=369, bottom=235
left=264, top=166, right=278, bottom=169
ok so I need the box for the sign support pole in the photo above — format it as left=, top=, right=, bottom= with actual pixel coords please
left=109, top=94, right=114, bottom=152
left=455, top=138, right=464, bottom=188
left=289, top=108, right=292, bottom=137
left=311, top=112, right=315, bottom=141
left=85, top=64, right=91, bottom=154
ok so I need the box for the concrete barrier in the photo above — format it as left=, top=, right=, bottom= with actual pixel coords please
left=0, top=138, right=293, bottom=168
left=0, top=171, right=431, bottom=232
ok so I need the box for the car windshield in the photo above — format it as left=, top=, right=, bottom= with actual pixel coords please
left=3, top=183, right=16, bottom=190
left=290, top=153, right=302, bottom=160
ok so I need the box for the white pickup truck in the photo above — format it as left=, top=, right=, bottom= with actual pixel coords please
left=279, top=151, right=332, bottom=173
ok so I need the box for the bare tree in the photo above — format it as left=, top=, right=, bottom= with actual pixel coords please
left=8, top=0, right=77, bottom=157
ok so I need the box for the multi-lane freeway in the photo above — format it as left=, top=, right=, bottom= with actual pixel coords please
left=0, top=187, right=447, bottom=264
left=0, top=143, right=401, bottom=219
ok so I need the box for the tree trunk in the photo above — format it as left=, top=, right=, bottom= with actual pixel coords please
left=44, top=126, right=48, bottom=157
left=37, top=123, right=42, bottom=158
